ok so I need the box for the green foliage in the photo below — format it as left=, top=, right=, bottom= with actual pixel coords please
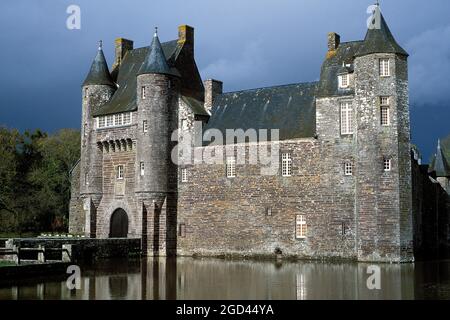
left=0, top=127, right=80, bottom=235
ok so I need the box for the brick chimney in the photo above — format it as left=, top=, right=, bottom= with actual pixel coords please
left=178, top=25, right=194, bottom=55
left=327, top=32, right=340, bottom=51
left=112, top=38, right=133, bottom=70
left=204, top=79, right=223, bottom=114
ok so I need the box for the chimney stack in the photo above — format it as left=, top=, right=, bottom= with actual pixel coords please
left=204, top=79, right=223, bottom=114
left=327, top=32, right=341, bottom=51
left=178, top=25, right=194, bottom=55
left=113, top=38, right=134, bottom=71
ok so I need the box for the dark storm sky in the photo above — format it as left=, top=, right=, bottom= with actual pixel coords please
left=0, top=0, right=449, bottom=161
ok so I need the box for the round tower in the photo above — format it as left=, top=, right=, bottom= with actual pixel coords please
left=353, top=5, right=412, bottom=262
left=135, top=28, right=180, bottom=256
left=80, top=40, right=116, bottom=237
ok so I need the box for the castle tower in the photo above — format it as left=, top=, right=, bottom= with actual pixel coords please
left=353, top=5, right=413, bottom=262
left=136, top=29, right=180, bottom=256
left=433, top=140, right=450, bottom=191
left=80, top=41, right=116, bottom=237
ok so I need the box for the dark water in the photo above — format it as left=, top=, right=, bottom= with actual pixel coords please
left=0, top=258, right=449, bottom=300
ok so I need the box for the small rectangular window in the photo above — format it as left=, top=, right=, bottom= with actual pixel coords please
left=296, top=215, right=307, bottom=239
left=226, top=157, right=236, bottom=178
left=84, top=173, right=89, bottom=186
left=143, top=120, right=148, bottom=133
left=123, top=113, right=131, bottom=125
left=379, top=58, right=390, bottom=77
left=114, top=114, right=123, bottom=126
left=344, top=163, right=353, bottom=176
left=339, top=74, right=349, bottom=88
left=380, top=97, right=390, bottom=126
left=181, top=168, right=188, bottom=182
left=341, top=222, right=347, bottom=236
left=140, top=162, right=145, bottom=176
left=383, top=159, right=391, bottom=171
left=106, top=115, right=114, bottom=127
left=179, top=223, right=186, bottom=237
left=141, top=86, right=146, bottom=99
left=117, top=165, right=124, bottom=180
left=282, top=153, right=292, bottom=177
left=98, top=117, right=106, bottom=128
left=84, top=88, right=88, bottom=99
left=340, top=102, right=354, bottom=135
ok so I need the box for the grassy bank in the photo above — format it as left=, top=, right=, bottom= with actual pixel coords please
left=0, top=261, right=16, bottom=268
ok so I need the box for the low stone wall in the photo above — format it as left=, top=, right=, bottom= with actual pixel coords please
left=6, top=238, right=141, bottom=263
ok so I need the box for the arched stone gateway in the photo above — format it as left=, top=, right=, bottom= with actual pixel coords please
left=109, top=208, right=128, bottom=238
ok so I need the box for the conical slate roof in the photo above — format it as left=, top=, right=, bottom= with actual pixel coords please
left=433, top=140, right=450, bottom=177
left=83, top=41, right=116, bottom=87
left=355, top=7, right=408, bottom=57
left=138, top=29, right=179, bottom=76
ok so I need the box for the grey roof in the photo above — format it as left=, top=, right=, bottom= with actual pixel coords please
left=317, top=41, right=362, bottom=97
left=138, top=32, right=180, bottom=77
left=433, top=140, right=450, bottom=177
left=93, top=40, right=179, bottom=116
left=181, top=96, right=209, bottom=116
left=355, top=12, right=408, bottom=57
left=83, top=46, right=116, bottom=87
left=204, top=82, right=318, bottom=144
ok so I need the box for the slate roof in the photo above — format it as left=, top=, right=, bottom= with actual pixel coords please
left=138, top=32, right=180, bottom=77
left=93, top=40, right=180, bottom=116
left=83, top=45, right=116, bottom=88
left=204, top=82, right=318, bottom=144
left=355, top=12, right=408, bottom=57
left=317, top=41, right=362, bottom=98
left=431, top=140, right=450, bottom=177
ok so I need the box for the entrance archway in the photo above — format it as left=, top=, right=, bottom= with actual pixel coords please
left=109, top=208, right=128, bottom=238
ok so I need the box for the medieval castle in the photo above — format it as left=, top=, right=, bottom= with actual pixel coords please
left=69, top=7, right=450, bottom=263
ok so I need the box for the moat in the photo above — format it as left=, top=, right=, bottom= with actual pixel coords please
left=0, top=258, right=449, bottom=300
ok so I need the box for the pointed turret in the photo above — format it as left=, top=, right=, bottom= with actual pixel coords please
left=355, top=5, right=408, bottom=57
left=138, top=28, right=179, bottom=76
left=433, top=140, right=450, bottom=177
left=83, top=41, right=116, bottom=87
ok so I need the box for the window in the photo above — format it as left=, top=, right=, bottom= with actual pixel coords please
left=226, top=157, right=236, bottom=178
left=181, top=119, right=188, bottom=130
left=341, top=222, right=347, bottom=236
left=179, top=223, right=186, bottom=237
left=266, top=207, right=272, bottom=216
left=181, top=168, right=188, bottom=182
left=84, top=173, right=89, bottom=186
left=98, top=117, right=106, bottom=128
left=143, top=120, right=148, bottom=133
left=123, top=113, right=131, bottom=125
left=84, top=88, right=88, bottom=99
left=84, top=124, right=88, bottom=136
left=296, top=215, right=307, bottom=239
left=116, top=165, right=124, bottom=180
left=106, top=115, right=114, bottom=127
left=282, top=153, right=292, bottom=177
left=141, top=86, right=147, bottom=100
left=339, top=74, right=350, bottom=88
left=383, top=159, right=391, bottom=172
left=114, top=113, right=123, bottom=126
left=379, top=58, right=390, bottom=77
left=340, top=101, right=354, bottom=135
left=344, top=163, right=353, bottom=176
left=380, top=97, right=390, bottom=126
left=97, top=113, right=132, bottom=129
left=140, top=162, right=145, bottom=177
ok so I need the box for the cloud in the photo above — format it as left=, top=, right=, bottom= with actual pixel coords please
left=406, top=24, right=450, bottom=106
left=200, top=39, right=268, bottom=91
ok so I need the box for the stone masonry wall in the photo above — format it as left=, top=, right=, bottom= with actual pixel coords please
left=68, top=162, right=85, bottom=235
left=177, top=139, right=357, bottom=260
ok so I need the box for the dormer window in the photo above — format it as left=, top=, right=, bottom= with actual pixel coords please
left=338, top=74, right=350, bottom=89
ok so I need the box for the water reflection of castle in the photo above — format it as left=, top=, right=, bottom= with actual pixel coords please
left=4, top=259, right=449, bottom=300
